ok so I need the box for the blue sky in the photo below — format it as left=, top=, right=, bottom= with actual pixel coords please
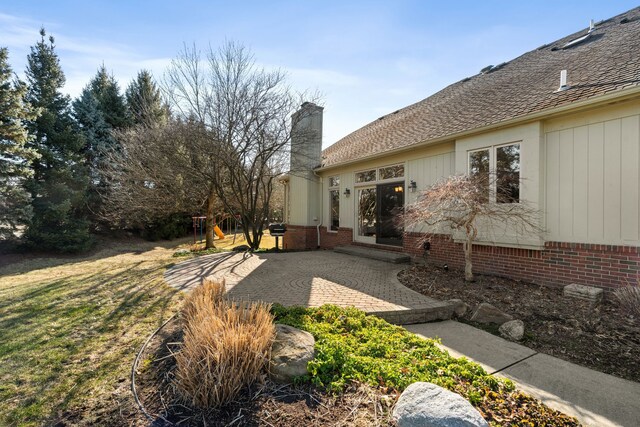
left=1, top=1, right=637, bottom=147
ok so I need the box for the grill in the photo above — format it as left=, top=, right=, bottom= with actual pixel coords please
left=268, top=223, right=287, bottom=236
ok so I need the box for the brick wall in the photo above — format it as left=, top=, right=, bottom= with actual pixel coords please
left=319, top=227, right=353, bottom=249
left=404, top=232, right=640, bottom=290
left=284, top=225, right=354, bottom=250
left=282, top=226, right=318, bottom=250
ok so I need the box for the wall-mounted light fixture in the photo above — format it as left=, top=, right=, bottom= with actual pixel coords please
left=343, top=188, right=351, bottom=197
left=409, top=180, right=417, bottom=192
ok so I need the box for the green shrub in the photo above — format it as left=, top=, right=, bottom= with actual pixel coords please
left=142, top=213, right=190, bottom=241
left=273, top=304, right=580, bottom=426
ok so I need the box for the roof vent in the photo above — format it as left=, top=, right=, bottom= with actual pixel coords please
left=480, top=65, right=494, bottom=74
left=561, top=19, right=596, bottom=49
left=486, top=62, right=508, bottom=73
left=557, top=69, right=569, bottom=92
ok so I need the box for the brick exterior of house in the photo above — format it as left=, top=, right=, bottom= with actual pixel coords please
left=284, top=226, right=639, bottom=290
left=403, top=233, right=639, bottom=290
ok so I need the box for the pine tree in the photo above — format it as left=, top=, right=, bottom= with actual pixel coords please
left=0, top=47, right=39, bottom=240
left=74, top=66, right=130, bottom=227
left=24, top=28, right=92, bottom=252
left=88, top=65, right=131, bottom=129
left=125, top=70, right=169, bottom=126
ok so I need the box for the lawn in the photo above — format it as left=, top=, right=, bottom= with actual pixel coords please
left=0, top=232, right=274, bottom=427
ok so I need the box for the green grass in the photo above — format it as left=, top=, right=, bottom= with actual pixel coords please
left=273, top=304, right=581, bottom=427
left=0, top=239, right=186, bottom=426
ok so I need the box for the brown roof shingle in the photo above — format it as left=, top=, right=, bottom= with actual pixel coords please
left=321, top=7, right=640, bottom=168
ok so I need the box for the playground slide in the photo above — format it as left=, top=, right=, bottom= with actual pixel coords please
left=213, top=225, right=225, bottom=239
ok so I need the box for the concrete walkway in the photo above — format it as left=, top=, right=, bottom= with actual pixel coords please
left=164, top=251, right=453, bottom=324
left=407, top=321, right=640, bottom=427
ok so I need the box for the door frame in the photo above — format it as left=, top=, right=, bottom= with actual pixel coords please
left=354, top=185, right=377, bottom=244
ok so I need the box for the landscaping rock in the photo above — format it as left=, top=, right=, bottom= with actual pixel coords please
left=270, top=324, right=315, bottom=383
left=499, top=319, right=525, bottom=341
left=564, top=283, right=603, bottom=304
left=448, top=299, right=469, bottom=318
left=470, top=303, right=513, bottom=325
left=393, top=382, right=489, bottom=427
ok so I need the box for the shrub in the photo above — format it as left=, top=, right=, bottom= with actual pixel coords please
left=142, top=213, right=191, bottom=241
left=273, top=304, right=579, bottom=426
left=615, top=283, right=640, bottom=318
left=175, top=279, right=275, bottom=408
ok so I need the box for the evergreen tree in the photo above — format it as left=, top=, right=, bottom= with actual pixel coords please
left=125, top=70, right=169, bottom=126
left=24, top=28, right=92, bottom=252
left=0, top=47, right=39, bottom=240
left=88, top=65, right=131, bottom=129
left=74, top=66, right=130, bottom=227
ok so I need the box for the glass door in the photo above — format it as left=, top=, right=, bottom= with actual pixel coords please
left=376, top=182, right=404, bottom=246
left=356, top=187, right=377, bottom=244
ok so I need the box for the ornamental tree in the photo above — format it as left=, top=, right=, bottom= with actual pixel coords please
left=401, top=173, right=542, bottom=282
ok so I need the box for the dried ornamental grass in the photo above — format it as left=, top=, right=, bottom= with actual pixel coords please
left=615, top=282, right=640, bottom=319
left=175, top=279, right=275, bottom=408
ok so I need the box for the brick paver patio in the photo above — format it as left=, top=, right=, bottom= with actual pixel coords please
left=164, top=251, right=452, bottom=324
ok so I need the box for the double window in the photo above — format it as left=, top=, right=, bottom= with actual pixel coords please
left=355, top=164, right=405, bottom=184
left=328, top=176, right=340, bottom=231
left=468, top=142, right=520, bottom=203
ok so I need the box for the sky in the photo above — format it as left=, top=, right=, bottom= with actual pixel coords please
left=1, top=1, right=638, bottom=147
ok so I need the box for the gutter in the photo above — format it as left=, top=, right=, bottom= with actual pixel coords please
left=316, top=85, right=640, bottom=173
left=313, top=170, right=323, bottom=248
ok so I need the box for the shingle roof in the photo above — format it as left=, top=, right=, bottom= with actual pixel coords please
left=321, top=7, right=640, bottom=168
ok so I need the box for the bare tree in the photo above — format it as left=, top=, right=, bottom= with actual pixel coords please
left=162, top=41, right=318, bottom=249
left=102, top=119, right=224, bottom=247
left=401, top=173, right=542, bottom=282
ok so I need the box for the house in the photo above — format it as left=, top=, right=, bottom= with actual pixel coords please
left=282, top=7, right=640, bottom=290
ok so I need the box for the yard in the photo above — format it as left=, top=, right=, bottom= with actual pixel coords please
left=398, top=264, right=640, bottom=383
left=0, top=233, right=274, bottom=427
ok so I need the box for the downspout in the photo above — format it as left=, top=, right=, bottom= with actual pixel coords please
left=314, top=170, right=323, bottom=248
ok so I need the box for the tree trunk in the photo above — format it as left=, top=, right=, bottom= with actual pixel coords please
left=205, top=191, right=216, bottom=249
left=463, top=236, right=474, bottom=282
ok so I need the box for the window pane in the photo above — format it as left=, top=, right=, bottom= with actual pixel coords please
left=379, top=164, right=404, bottom=180
left=496, top=144, right=520, bottom=203
left=469, top=149, right=490, bottom=202
left=329, top=176, right=340, bottom=187
left=330, top=190, right=340, bottom=231
left=355, top=170, right=376, bottom=183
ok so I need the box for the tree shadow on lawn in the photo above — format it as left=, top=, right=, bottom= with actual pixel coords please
left=0, top=235, right=193, bottom=276
left=0, top=250, right=184, bottom=426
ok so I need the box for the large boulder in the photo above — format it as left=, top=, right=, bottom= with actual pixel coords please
left=499, top=319, right=525, bottom=341
left=470, top=303, right=513, bottom=325
left=393, top=382, right=489, bottom=427
left=269, top=324, right=315, bottom=383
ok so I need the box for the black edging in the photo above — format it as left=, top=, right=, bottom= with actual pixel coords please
left=131, top=313, right=178, bottom=426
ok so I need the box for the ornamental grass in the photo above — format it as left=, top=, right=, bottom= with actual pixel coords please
left=175, top=279, right=275, bottom=408
left=615, top=282, right=640, bottom=319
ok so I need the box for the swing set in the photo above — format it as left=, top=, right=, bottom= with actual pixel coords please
left=191, top=214, right=242, bottom=245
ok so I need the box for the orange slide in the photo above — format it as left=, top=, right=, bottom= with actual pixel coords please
left=213, top=225, right=225, bottom=239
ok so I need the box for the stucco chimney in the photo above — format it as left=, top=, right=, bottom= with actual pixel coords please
left=290, top=102, right=323, bottom=177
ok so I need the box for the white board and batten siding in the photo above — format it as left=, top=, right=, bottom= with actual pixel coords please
left=406, top=152, right=456, bottom=204
left=544, top=104, right=640, bottom=246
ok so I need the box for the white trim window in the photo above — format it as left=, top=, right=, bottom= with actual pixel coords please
left=354, top=164, right=405, bottom=186
left=468, top=142, right=520, bottom=203
left=328, top=176, right=340, bottom=231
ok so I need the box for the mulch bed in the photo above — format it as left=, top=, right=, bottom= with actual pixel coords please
left=398, top=264, right=640, bottom=383
left=134, top=318, right=396, bottom=426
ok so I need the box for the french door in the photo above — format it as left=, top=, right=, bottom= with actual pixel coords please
left=355, top=182, right=404, bottom=246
